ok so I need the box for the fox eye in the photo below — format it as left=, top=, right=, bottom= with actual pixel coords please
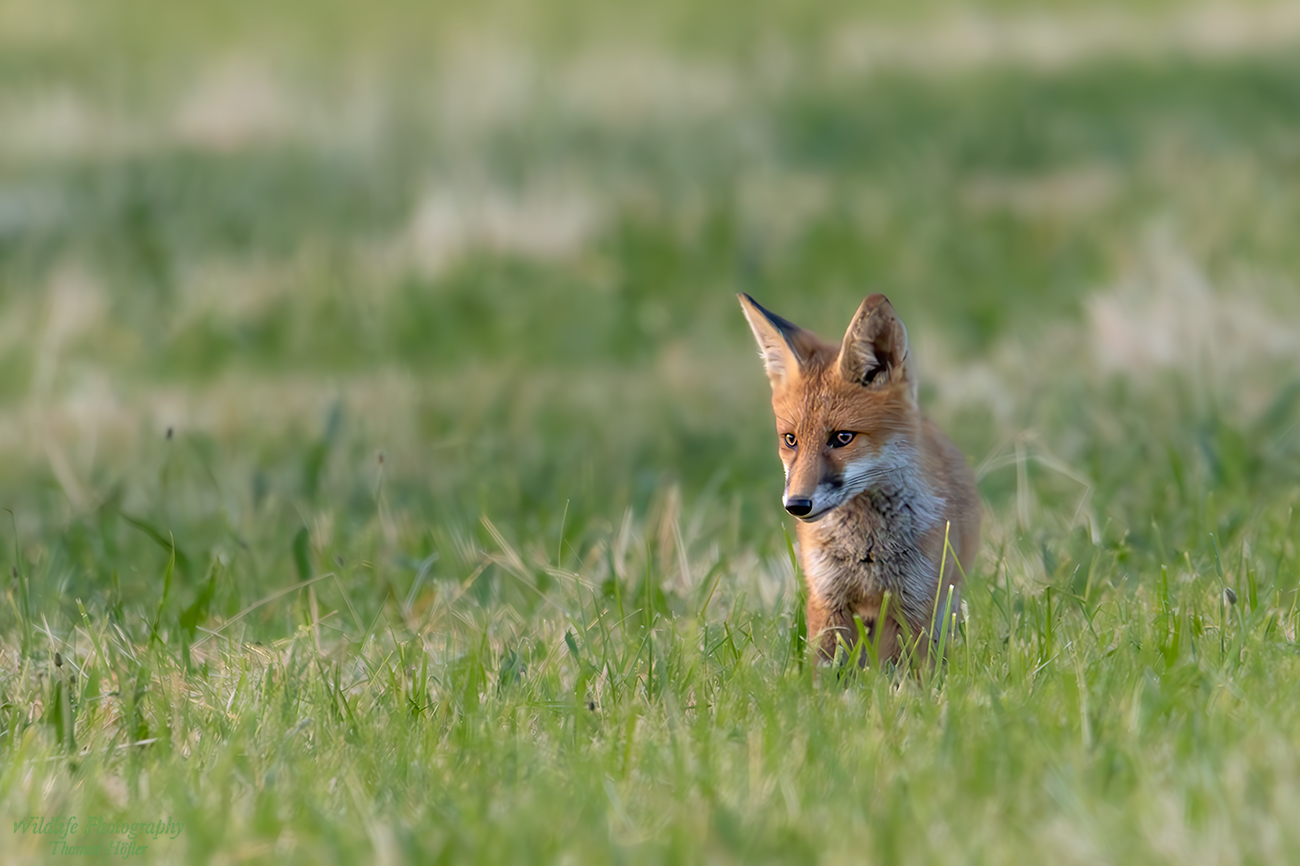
left=830, top=431, right=856, bottom=447
left=782, top=433, right=797, bottom=449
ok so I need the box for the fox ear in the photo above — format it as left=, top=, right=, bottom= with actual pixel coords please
left=838, top=294, right=914, bottom=395
left=737, top=293, right=812, bottom=386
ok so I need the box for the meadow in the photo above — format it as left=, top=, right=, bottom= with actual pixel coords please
left=2, top=0, right=1300, bottom=862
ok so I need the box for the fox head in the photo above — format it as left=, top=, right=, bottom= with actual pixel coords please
left=738, top=293, right=922, bottom=521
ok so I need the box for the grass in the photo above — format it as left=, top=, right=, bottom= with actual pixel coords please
left=3, top=0, right=1300, bottom=862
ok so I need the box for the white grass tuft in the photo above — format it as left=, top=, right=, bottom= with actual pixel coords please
left=404, top=182, right=602, bottom=276
left=173, top=58, right=295, bottom=151
left=830, top=1, right=1300, bottom=76
left=1087, top=227, right=1300, bottom=379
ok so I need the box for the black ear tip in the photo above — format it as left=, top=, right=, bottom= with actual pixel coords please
left=742, top=296, right=804, bottom=340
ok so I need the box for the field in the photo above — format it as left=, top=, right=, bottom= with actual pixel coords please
left=3, top=0, right=1300, bottom=862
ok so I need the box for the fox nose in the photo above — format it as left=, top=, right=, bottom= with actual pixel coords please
left=784, top=498, right=813, bottom=517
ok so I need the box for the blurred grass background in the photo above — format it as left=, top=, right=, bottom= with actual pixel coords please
left=2, top=0, right=1300, bottom=862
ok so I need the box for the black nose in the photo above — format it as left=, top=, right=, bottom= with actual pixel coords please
left=784, top=499, right=813, bottom=517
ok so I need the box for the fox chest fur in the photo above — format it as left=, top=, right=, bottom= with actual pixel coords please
left=800, top=479, right=940, bottom=625
left=739, top=293, right=979, bottom=666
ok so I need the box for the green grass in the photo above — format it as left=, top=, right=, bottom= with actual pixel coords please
left=3, top=0, right=1300, bottom=862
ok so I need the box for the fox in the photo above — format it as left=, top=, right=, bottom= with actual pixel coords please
left=738, top=293, right=979, bottom=667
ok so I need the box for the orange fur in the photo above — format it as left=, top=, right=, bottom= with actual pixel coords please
left=739, top=293, right=979, bottom=666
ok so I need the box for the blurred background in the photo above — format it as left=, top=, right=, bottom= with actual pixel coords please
left=2, top=0, right=1299, bottom=631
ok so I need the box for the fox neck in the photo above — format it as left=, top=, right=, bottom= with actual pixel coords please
left=796, top=445, right=946, bottom=615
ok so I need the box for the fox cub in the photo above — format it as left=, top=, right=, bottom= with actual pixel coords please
left=738, top=293, right=979, bottom=666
